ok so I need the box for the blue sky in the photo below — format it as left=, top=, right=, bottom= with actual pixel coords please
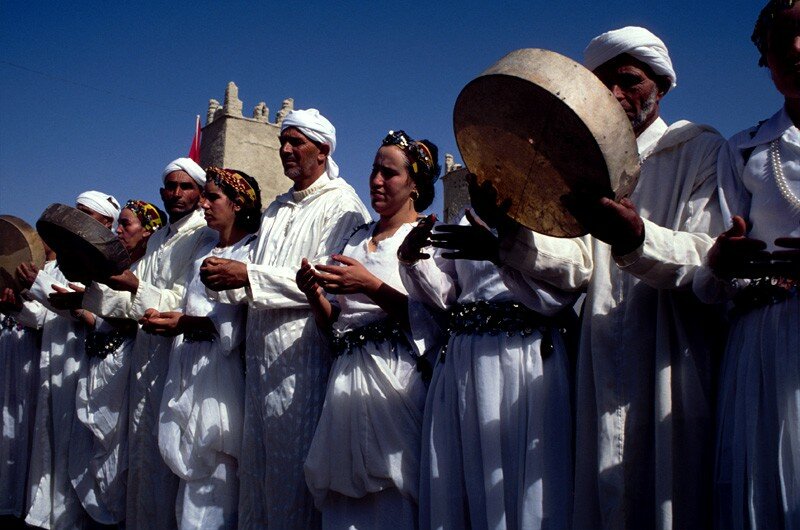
left=0, top=1, right=782, bottom=226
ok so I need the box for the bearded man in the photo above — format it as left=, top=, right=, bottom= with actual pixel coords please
left=82, top=158, right=214, bottom=529
left=201, top=108, right=370, bottom=529
left=491, top=27, right=727, bottom=529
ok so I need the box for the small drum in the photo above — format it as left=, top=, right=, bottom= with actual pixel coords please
left=453, top=48, right=640, bottom=237
left=36, top=204, right=130, bottom=283
left=0, top=215, right=46, bottom=292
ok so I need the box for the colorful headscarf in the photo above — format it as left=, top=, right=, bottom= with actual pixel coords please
left=205, top=167, right=259, bottom=209
left=124, top=200, right=166, bottom=233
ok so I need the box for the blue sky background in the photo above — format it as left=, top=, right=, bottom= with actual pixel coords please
left=0, top=1, right=783, bottom=226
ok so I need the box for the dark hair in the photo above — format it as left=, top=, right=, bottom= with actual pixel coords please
left=753, top=0, right=798, bottom=66
left=408, top=139, right=440, bottom=211
left=214, top=169, right=262, bottom=233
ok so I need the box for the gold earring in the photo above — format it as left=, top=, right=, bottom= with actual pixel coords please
left=410, top=189, right=420, bottom=201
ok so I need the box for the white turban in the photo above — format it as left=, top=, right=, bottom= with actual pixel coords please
left=280, top=108, right=339, bottom=178
left=162, top=157, right=206, bottom=187
left=584, top=26, right=677, bottom=91
left=76, top=190, right=121, bottom=221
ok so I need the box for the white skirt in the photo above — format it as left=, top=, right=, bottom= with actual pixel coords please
left=715, top=295, right=800, bottom=529
left=420, top=328, right=572, bottom=530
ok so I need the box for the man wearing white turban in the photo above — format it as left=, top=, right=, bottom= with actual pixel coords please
left=22, top=191, right=118, bottom=528
left=82, top=157, right=215, bottom=529
left=492, top=26, right=727, bottom=530
left=201, top=108, right=370, bottom=529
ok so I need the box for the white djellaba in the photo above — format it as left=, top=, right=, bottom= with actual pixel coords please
left=399, top=213, right=577, bottom=530
left=304, top=221, right=438, bottom=529
left=211, top=171, right=370, bottom=529
left=24, top=262, right=90, bottom=529
left=158, top=232, right=254, bottom=529
left=0, top=299, right=45, bottom=518
left=68, top=269, right=143, bottom=524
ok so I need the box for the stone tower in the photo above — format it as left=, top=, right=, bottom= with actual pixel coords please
left=199, top=82, right=295, bottom=204
left=441, top=154, right=467, bottom=222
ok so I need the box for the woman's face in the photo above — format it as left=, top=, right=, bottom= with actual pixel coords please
left=116, top=208, right=149, bottom=255
left=370, top=145, right=416, bottom=217
left=201, top=180, right=238, bottom=232
left=766, top=3, right=800, bottom=99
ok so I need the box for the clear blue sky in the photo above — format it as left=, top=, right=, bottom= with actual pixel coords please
left=0, top=0, right=782, bottom=226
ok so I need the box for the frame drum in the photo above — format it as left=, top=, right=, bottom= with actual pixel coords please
left=454, top=48, right=640, bottom=237
left=0, top=215, right=46, bottom=292
left=36, top=204, right=130, bottom=283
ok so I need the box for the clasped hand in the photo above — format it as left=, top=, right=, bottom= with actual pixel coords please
left=310, top=255, right=381, bottom=295
left=200, top=257, right=249, bottom=291
left=140, top=309, right=184, bottom=336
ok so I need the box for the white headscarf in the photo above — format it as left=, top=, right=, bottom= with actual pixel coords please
left=76, top=190, right=121, bottom=222
left=280, top=108, right=339, bottom=178
left=584, top=26, right=677, bottom=91
left=162, top=157, right=206, bottom=187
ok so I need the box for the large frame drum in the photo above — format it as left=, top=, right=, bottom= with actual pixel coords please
left=454, top=48, right=640, bottom=237
left=36, top=204, right=130, bottom=283
left=0, top=215, right=46, bottom=292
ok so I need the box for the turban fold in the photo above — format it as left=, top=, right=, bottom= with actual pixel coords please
left=76, top=190, right=121, bottom=221
left=162, top=157, right=206, bottom=187
left=584, top=26, right=677, bottom=91
left=280, top=108, right=339, bottom=178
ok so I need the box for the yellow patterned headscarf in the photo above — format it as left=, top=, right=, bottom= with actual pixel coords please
left=205, top=167, right=258, bottom=209
left=124, top=200, right=166, bottom=233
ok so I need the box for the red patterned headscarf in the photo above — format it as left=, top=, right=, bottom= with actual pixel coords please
left=205, top=166, right=259, bottom=209
left=124, top=200, right=166, bottom=233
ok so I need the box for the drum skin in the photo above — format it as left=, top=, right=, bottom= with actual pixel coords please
left=0, top=215, right=46, bottom=292
left=454, top=48, right=640, bottom=237
left=36, top=204, right=130, bottom=283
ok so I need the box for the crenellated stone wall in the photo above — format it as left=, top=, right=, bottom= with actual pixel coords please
left=199, top=82, right=295, bottom=205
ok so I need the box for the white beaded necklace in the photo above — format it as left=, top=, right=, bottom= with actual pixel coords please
left=769, top=139, right=800, bottom=212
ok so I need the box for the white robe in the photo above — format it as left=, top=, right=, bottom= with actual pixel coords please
left=83, top=208, right=214, bottom=529
left=304, top=222, right=429, bottom=530
left=212, top=173, right=370, bottom=529
left=697, top=107, right=800, bottom=529
left=499, top=118, right=726, bottom=530
left=0, top=302, right=44, bottom=518
left=401, top=214, right=577, bottom=530
left=159, top=234, right=253, bottom=529
left=69, top=261, right=140, bottom=526
left=25, top=263, right=90, bottom=529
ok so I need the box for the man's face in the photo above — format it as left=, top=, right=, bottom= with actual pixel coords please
left=76, top=203, right=113, bottom=229
left=766, top=3, right=800, bottom=100
left=160, top=170, right=202, bottom=218
left=593, top=54, right=664, bottom=137
left=278, top=127, right=328, bottom=183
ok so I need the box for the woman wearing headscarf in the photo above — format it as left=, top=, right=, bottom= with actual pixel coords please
left=694, top=2, right=800, bottom=527
left=144, top=167, right=261, bottom=529
left=397, top=176, right=576, bottom=529
left=68, top=200, right=166, bottom=526
left=297, top=130, right=441, bottom=529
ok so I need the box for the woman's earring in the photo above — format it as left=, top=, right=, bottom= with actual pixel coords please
left=410, top=189, right=420, bottom=201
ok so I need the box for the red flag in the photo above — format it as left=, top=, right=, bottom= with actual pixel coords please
left=188, top=115, right=201, bottom=163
